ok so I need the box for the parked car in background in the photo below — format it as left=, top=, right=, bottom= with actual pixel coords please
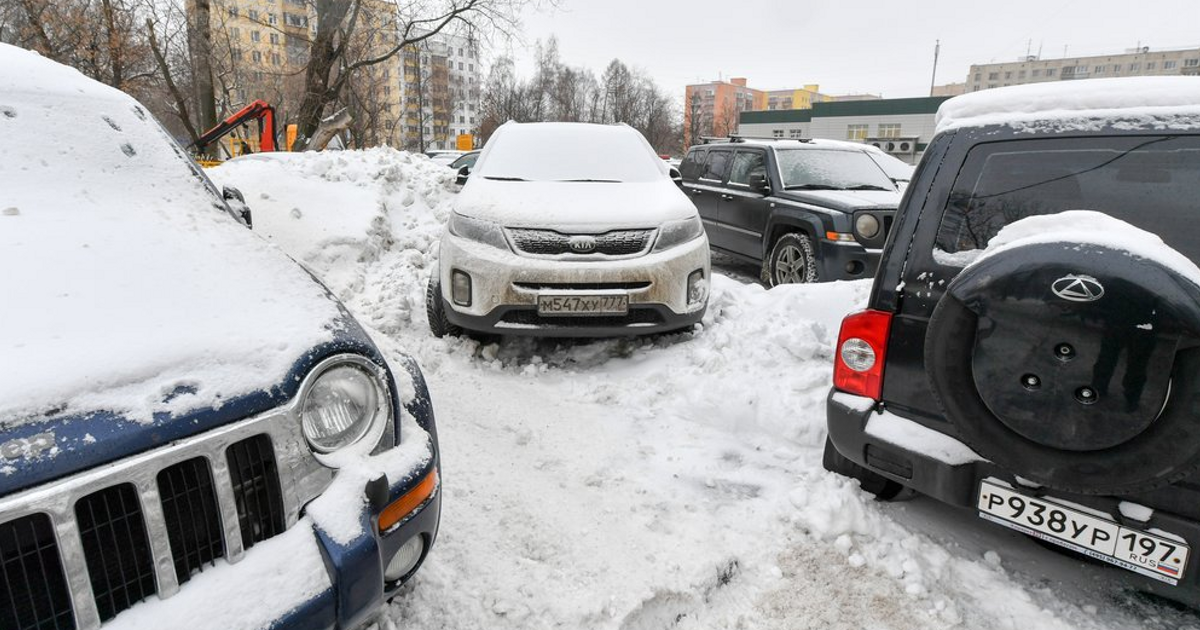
left=449, top=150, right=481, bottom=172
left=680, top=137, right=903, bottom=286
left=825, top=77, right=1200, bottom=609
left=425, top=150, right=464, bottom=166
left=427, top=122, right=710, bottom=338
left=0, top=43, right=440, bottom=630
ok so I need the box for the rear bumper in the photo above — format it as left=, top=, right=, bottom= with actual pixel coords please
left=826, top=389, right=1200, bottom=607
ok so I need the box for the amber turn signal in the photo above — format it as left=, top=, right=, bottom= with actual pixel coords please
left=378, top=469, right=439, bottom=532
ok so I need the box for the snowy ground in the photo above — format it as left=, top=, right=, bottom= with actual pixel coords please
left=209, top=150, right=1200, bottom=630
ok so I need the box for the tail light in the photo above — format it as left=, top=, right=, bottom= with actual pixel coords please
left=833, top=309, right=893, bottom=400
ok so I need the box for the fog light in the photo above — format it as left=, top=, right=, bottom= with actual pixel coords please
left=385, top=536, right=425, bottom=583
left=451, top=270, right=471, bottom=306
left=687, top=269, right=707, bottom=305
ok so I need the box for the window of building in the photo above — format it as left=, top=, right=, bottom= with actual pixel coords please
left=249, top=9, right=258, bottom=20
left=272, top=53, right=280, bottom=65
left=270, top=33, right=279, bottom=44
left=974, top=73, right=981, bottom=81
left=268, top=14, right=277, bottom=25
left=231, top=49, right=242, bottom=61
left=789, top=129, right=803, bottom=139
left=1018, top=70, right=1026, bottom=79
left=1032, top=69, right=1041, bottom=77
left=987, top=83, right=997, bottom=89
left=1045, top=68, right=1056, bottom=77
left=251, top=31, right=260, bottom=42
left=229, top=6, right=238, bottom=17
left=846, top=124, right=868, bottom=140
left=383, top=85, right=391, bottom=96
left=1129, top=63, right=1140, bottom=72
left=1004, top=71, right=1012, bottom=79
left=1165, top=60, right=1178, bottom=69
left=1094, top=65, right=1104, bottom=73
left=232, top=27, right=240, bottom=39
left=988, top=72, right=999, bottom=80
left=772, top=129, right=784, bottom=138
left=284, top=12, right=307, bottom=27
left=878, top=123, right=902, bottom=138
left=251, top=50, right=262, bottom=63
left=1147, top=62, right=1156, bottom=70
left=1186, top=59, right=1200, bottom=67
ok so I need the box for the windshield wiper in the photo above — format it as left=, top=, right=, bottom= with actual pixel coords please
left=483, top=176, right=528, bottom=182
left=556, top=179, right=622, bottom=183
left=784, top=184, right=843, bottom=191
left=844, top=184, right=892, bottom=191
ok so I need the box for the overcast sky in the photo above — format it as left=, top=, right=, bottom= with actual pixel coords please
left=496, top=0, right=1199, bottom=101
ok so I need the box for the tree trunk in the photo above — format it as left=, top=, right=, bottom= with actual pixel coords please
left=186, top=0, right=217, bottom=157
left=100, top=0, right=123, bottom=89
left=307, top=108, right=352, bottom=151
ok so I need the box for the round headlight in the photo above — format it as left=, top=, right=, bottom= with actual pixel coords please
left=300, top=364, right=384, bottom=453
left=855, top=214, right=881, bottom=239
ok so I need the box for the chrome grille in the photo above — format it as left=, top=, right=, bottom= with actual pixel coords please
left=508, top=228, right=655, bottom=257
left=0, top=513, right=76, bottom=630
left=0, top=399, right=336, bottom=630
left=75, top=484, right=157, bottom=621
left=157, top=457, right=224, bottom=584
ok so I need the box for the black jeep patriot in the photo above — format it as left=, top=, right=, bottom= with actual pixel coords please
left=679, top=138, right=904, bottom=286
left=824, top=77, right=1200, bottom=608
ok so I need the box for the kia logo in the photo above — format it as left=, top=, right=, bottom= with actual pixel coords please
left=568, top=235, right=598, bottom=253
left=1052, top=275, right=1105, bottom=302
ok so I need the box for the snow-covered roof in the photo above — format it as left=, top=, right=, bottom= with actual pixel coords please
left=935, top=76, right=1200, bottom=134
left=0, top=44, right=344, bottom=425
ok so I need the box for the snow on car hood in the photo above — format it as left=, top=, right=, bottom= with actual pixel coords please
left=775, top=188, right=901, bottom=211
left=0, top=44, right=344, bottom=431
left=454, top=179, right=697, bottom=229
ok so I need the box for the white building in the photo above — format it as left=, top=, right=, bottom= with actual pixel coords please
left=966, top=46, right=1200, bottom=92
left=400, top=29, right=483, bottom=151
left=737, top=96, right=950, bottom=165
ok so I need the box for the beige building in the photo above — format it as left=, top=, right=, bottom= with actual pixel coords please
left=931, top=82, right=967, bottom=97
left=966, top=46, right=1200, bottom=92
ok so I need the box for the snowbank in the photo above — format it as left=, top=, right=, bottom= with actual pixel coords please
left=935, top=76, right=1200, bottom=134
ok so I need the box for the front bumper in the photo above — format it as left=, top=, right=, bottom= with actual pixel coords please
left=826, top=390, right=1200, bottom=608
left=815, top=240, right=882, bottom=281
left=439, top=231, right=710, bottom=337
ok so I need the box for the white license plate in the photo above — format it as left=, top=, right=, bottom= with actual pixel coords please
left=536, top=294, right=629, bottom=316
left=979, top=480, right=1190, bottom=585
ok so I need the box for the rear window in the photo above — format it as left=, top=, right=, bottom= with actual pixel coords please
left=936, top=135, right=1200, bottom=262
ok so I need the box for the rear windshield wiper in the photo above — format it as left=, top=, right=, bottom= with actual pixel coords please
left=843, top=184, right=893, bottom=191
left=784, top=184, right=843, bottom=190
left=483, top=176, right=528, bottom=182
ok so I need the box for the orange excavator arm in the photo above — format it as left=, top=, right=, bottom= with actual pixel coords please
left=192, top=100, right=277, bottom=155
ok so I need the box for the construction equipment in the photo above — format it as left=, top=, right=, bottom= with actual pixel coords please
left=192, top=100, right=278, bottom=162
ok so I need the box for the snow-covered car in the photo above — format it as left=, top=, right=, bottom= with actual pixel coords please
left=425, top=150, right=465, bottom=166
left=426, top=122, right=710, bottom=337
left=0, top=44, right=440, bottom=630
left=825, top=77, right=1200, bottom=609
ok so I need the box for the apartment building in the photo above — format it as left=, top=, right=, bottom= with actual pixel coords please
left=399, top=30, right=482, bottom=151
left=765, top=85, right=832, bottom=111
left=684, top=78, right=767, bottom=147
left=966, top=46, right=1200, bottom=92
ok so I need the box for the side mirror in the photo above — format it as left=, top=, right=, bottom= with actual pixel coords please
left=456, top=166, right=471, bottom=186
left=222, top=185, right=253, bottom=229
left=748, top=173, right=770, bottom=193
left=669, top=167, right=683, bottom=187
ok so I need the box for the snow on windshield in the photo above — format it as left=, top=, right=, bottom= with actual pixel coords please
left=775, top=148, right=895, bottom=191
left=0, top=44, right=342, bottom=424
left=935, top=76, right=1200, bottom=134
left=474, top=122, right=666, bottom=183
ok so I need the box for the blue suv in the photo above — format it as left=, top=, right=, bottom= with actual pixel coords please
left=0, top=44, right=440, bottom=630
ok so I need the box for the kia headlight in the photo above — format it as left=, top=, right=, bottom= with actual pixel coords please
left=448, top=211, right=510, bottom=249
left=653, top=216, right=704, bottom=252
left=300, top=357, right=390, bottom=457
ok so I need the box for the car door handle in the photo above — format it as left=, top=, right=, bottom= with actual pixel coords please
left=720, top=194, right=733, bottom=201
left=691, top=189, right=703, bottom=196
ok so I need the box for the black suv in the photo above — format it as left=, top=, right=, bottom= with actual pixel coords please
left=825, top=79, right=1200, bottom=608
left=679, top=138, right=904, bottom=285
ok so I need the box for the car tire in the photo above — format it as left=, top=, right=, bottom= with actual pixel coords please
left=822, top=438, right=907, bottom=501
left=425, top=276, right=463, bottom=339
left=924, top=241, right=1200, bottom=495
left=763, top=232, right=818, bottom=287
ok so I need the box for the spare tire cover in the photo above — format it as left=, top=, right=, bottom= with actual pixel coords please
left=925, top=241, right=1200, bottom=495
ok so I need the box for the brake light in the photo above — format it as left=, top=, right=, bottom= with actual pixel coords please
left=833, top=309, right=893, bottom=400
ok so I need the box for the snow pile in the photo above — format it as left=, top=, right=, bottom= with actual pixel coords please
left=210, top=149, right=1194, bottom=630
left=0, top=44, right=343, bottom=425
left=936, top=76, right=1200, bottom=134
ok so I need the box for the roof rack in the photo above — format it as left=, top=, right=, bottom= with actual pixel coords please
left=698, top=135, right=812, bottom=145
